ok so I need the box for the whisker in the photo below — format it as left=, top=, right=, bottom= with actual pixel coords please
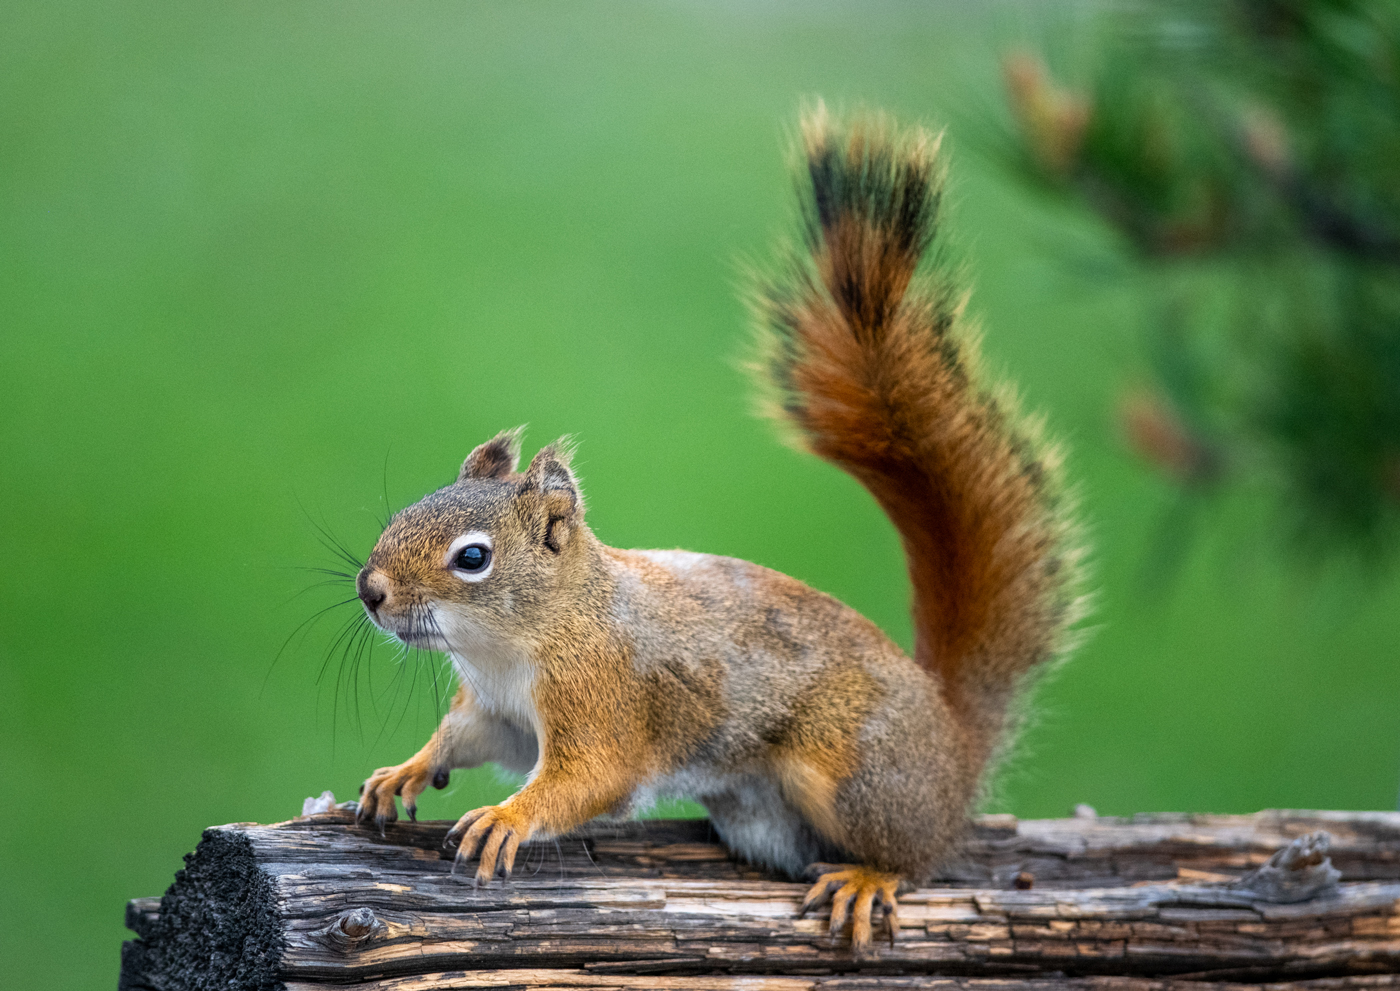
left=356, top=620, right=380, bottom=734
left=312, top=519, right=364, bottom=571
left=348, top=620, right=370, bottom=740
left=582, top=838, right=606, bottom=878
left=384, top=608, right=431, bottom=746
left=296, top=496, right=367, bottom=575
left=332, top=616, right=360, bottom=742
left=265, top=596, right=360, bottom=699
left=300, top=566, right=359, bottom=580
left=370, top=625, right=415, bottom=748
left=424, top=609, right=451, bottom=718
left=361, top=619, right=379, bottom=724
left=331, top=613, right=374, bottom=745
left=380, top=444, right=394, bottom=531
left=319, top=611, right=367, bottom=687
left=369, top=631, right=410, bottom=749
left=282, top=579, right=358, bottom=607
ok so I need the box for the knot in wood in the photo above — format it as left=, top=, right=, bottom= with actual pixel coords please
left=339, top=908, right=378, bottom=939
left=314, top=907, right=384, bottom=951
left=1231, top=830, right=1341, bottom=904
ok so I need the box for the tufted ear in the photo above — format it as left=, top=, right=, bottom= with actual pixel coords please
left=521, top=440, right=584, bottom=552
left=460, top=426, right=525, bottom=481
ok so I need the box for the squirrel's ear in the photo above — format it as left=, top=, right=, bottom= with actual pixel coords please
left=460, top=427, right=524, bottom=482
left=521, top=439, right=584, bottom=552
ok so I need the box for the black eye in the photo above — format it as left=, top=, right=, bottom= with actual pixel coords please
left=453, top=544, right=491, bottom=572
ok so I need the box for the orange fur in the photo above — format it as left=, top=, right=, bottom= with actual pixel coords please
left=770, top=660, right=881, bottom=847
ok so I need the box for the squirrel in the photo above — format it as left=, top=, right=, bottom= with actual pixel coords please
left=352, top=107, right=1081, bottom=953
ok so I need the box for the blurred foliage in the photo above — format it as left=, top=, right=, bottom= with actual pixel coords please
left=998, top=0, right=1400, bottom=558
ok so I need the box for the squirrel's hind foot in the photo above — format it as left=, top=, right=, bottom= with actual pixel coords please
left=799, top=863, right=911, bottom=953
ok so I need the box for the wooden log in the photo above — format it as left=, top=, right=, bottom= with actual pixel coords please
left=289, top=975, right=1400, bottom=991
left=120, top=810, right=1400, bottom=990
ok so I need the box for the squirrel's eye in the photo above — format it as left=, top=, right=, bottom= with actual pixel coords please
left=453, top=544, right=491, bottom=572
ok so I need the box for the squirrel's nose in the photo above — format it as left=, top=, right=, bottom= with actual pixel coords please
left=357, top=568, right=388, bottom=612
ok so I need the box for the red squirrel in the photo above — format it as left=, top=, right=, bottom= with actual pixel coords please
left=352, top=107, right=1082, bottom=952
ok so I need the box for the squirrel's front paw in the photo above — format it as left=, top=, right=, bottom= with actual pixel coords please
left=443, top=805, right=533, bottom=886
left=357, top=755, right=447, bottom=835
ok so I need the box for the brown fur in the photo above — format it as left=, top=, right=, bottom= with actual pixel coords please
left=354, top=109, right=1082, bottom=956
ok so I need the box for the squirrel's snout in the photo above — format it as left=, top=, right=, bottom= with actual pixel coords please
left=357, top=567, right=389, bottom=613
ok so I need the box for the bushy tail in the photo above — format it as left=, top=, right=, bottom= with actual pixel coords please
left=754, top=107, right=1083, bottom=768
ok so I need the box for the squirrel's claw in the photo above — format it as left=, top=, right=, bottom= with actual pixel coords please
left=443, top=807, right=486, bottom=853
left=799, top=864, right=907, bottom=955
left=883, top=898, right=900, bottom=949
left=798, top=868, right=844, bottom=916
left=446, top=805, right=531, bottom=886
left=359, top=757, right=434, bottom=834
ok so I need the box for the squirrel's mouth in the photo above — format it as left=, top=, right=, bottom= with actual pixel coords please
left=364, top=613, right=451, bottom=652
left=361, top=599, right=453, bottom=655
left=392, top=629, right=448, bottom=651
left=385, top=625, right=450, bottom=651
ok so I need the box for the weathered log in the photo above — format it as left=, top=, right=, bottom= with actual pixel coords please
left=120, top=810, right=1400, bottom=990
left=305, top=976, right=1400, bottom=991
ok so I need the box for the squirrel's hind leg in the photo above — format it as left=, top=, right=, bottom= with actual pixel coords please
left=697, top=774, right=841, bottom=878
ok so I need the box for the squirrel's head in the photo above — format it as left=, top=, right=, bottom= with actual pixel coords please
left=356, top=428, right=592, bottom=653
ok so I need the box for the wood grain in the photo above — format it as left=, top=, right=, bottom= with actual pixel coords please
left=119, top=810, right=1400, bottom=990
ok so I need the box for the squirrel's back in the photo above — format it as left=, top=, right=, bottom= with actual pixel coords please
left=603, top=545, right=955, bottom=875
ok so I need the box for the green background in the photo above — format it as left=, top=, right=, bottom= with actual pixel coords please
left=3, top=3, right=1398, bottom=987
